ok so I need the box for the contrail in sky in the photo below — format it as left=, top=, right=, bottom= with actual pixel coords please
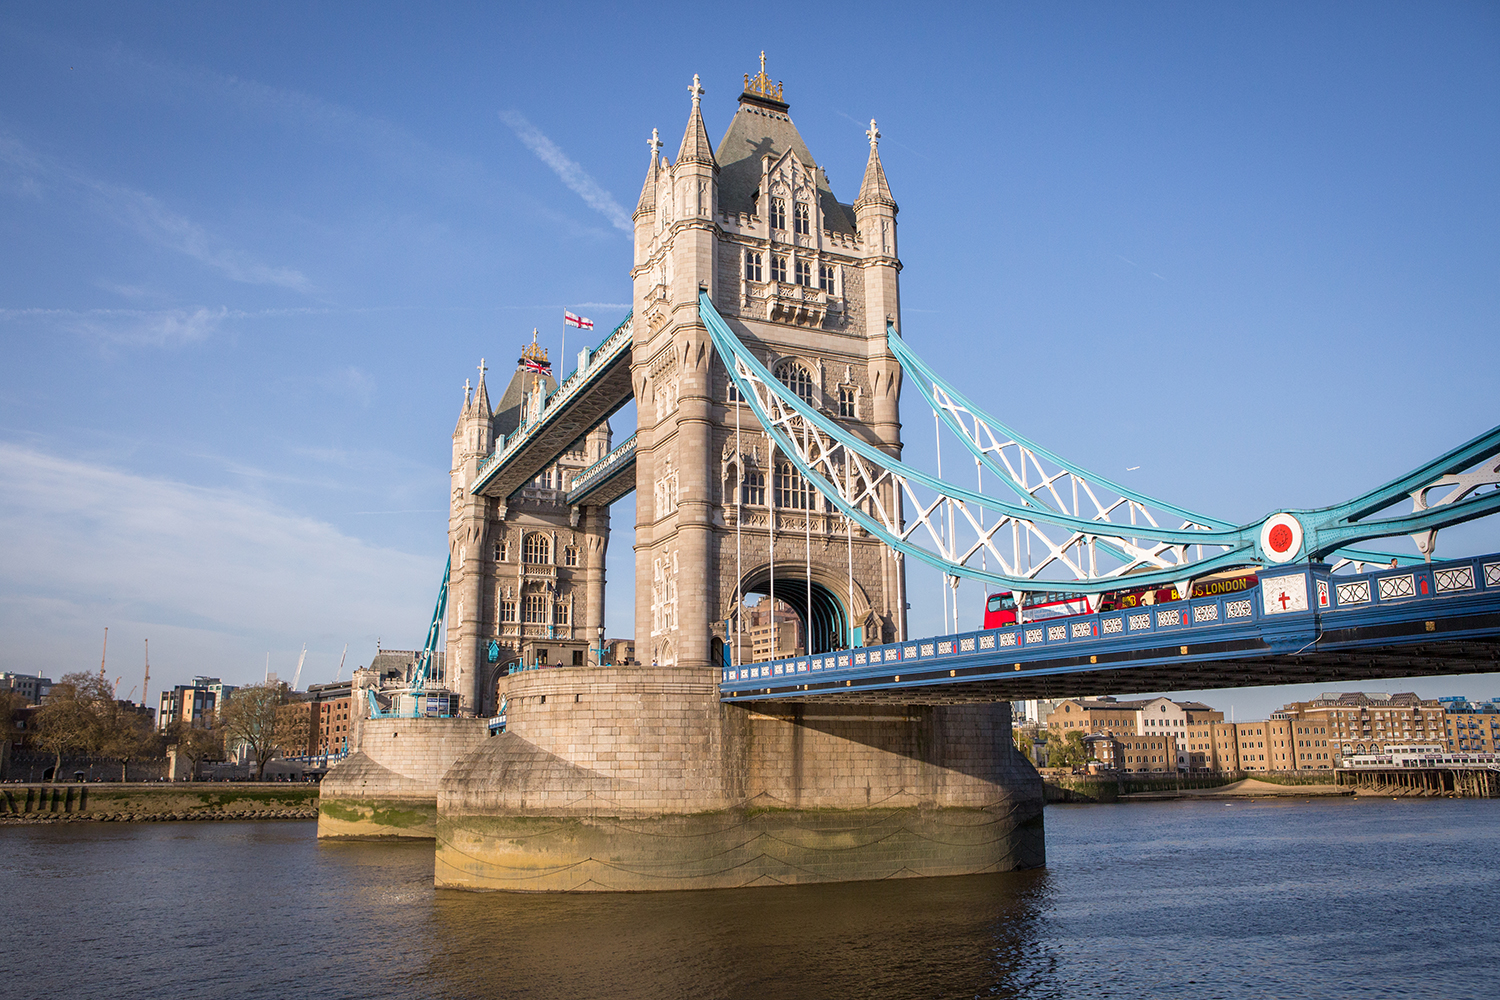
left=499, top=110, right=632, bottom=234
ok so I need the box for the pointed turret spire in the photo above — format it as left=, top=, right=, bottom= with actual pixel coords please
left=676, top=74, right=717, bottom=168
left=473, top=358, right=491, bottom=416
left=635, top=128, right=662, bottom=218
left=855, top=119, right=896, bottom=210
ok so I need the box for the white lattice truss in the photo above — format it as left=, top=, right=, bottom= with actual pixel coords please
left=730, top=352, right=1229, bottom=597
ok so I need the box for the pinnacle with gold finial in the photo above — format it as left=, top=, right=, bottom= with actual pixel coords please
left=520, top=328, right=549, bottom=366
left=743, top=51, right=784, bottom=103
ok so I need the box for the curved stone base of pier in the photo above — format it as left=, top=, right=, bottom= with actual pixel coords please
left=432, top=667, right=1045, bottom=891
left=436, top=800, right=1043, bottom=891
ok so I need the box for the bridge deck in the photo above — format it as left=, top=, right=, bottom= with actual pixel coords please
left=720, top=554, right=1500, bottom=704
left=566, top=432, right=637, bottom=507
left=471, top=316, right=634, bottom=502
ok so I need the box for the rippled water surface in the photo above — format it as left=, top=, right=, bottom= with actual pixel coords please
left=2, top=798, right=1496, bottom=999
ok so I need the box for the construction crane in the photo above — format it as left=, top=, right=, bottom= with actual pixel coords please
left=291, top=644, right=307, bottom=692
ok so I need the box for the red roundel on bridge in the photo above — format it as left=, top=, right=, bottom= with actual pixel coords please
left=1259, top=513, right=1304, bottom=564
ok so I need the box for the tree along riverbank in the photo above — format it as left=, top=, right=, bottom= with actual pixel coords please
left=0, top=782, right=318, bottom=823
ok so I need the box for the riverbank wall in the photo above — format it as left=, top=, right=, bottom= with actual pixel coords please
left=434, top=665, right=1045, bottom=892
left=316, top=717, right=489, bottom=839
left=0, top=782, right=319, bottom=822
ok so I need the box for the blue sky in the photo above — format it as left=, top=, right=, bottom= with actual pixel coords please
left=1, top=2, right=1496, bottom=715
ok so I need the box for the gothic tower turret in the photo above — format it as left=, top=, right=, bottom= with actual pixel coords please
left=448, top=361, right=495, bottom=711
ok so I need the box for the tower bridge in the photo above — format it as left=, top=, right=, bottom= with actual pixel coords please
left=322, top=60, right=1500, bottom=892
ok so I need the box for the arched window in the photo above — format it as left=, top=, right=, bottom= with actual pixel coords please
left=794, top=201, right=810, bottom=235
left=775, top=361, right=815, bottom=404
left=740, top=469, right=765, bottom=506
left=744, top=250, right=762, bottom=282
left=776, top=463, right=813, bottom=510
left=523, top=534, right=550, bottom=565
left=794, top=259, right=810, bottom=287
left=770, top=197, right=786, bottom=231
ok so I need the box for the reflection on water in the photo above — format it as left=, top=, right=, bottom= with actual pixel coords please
left=3, top=798, right=1497, bottom=999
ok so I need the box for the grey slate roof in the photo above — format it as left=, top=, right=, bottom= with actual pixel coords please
left=714, top=94, right=857, bottom=235
left=493, top=365, right=558, bottom=437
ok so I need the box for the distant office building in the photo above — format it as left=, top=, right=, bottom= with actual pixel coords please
left=304, top=681, right=353, bottom=756
left=157, top=676, right=234, bottom=731
left=744, top=601, right=804, bottom=663
left=1438, top=697, right=1499, bottom=754
left=0, top=671, right=53, bottom=705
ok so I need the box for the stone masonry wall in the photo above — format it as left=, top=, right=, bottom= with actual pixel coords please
left=435, top=665, right=1045, bottom=889
left=318, top=717, right=489, bottom=839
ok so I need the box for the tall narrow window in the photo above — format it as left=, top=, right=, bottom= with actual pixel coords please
left=776, top=463, right=813, bottom=510
left=775, top=361, right=816, bottom=404
left=563, top=546, right=578, bottom=567
left=744, top=250, right=762, bottom=282
left=838, top=385, right=857, bottom=418
left=794, top=201, right=810, bottom=235
left=740, top=469, right=765, bottom=505
left=554, top=603, right=570, bottom=626
left=501, top=600, right=517, bottom=623
left=770, top=255, right=787, bottom=283
left=818, top=264, right=835, bottom=293
left=523, top=534, right=550, bottom=564
left=794, top=259, right=810, bottom=286
left=524, top=594, right=547, bottom=624
left=726, top=379, right=741, bottom=402
left=770, top=197, right=786, bottom=231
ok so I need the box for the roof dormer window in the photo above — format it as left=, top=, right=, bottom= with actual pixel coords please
left=794, top=201, right=810, bottom=235
left=770, top=197, right=786, bottom=231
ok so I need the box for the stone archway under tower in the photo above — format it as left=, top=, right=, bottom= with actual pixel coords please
left=726, top=565, right=874, bottom=663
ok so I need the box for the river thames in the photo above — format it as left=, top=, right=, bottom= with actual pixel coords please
left=2, top=797, right=1496, bottom=999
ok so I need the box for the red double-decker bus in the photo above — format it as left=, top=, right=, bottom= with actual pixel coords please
left=983, top=570, right=1258, bottom=628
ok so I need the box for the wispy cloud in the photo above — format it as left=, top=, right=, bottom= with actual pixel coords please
left=0, top=441, right=435, bottom=688
left=0, top=132, right=310, bottom=291
left=499, top=111, right=633, bottom=234
left=0, top=304, right=381, bottom=348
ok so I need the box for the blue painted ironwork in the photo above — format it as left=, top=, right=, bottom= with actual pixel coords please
left=368, top=556, right=452, bottom=719
left=721, top=551, right=1500, bottom=701
left=702, top=292, right=1500, bottom=596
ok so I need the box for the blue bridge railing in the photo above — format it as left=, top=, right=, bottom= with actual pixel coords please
left=721, top=552, right=1500, bottom=699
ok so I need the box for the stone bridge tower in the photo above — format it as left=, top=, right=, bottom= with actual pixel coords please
left=631, top=59, right=908, bottom=669
left=446, top=341, right=613, bottom=715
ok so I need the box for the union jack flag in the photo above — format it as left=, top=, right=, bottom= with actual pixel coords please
left=563, top=311, right=594, bottom=330
left=521, top=357, right=552, bottom=375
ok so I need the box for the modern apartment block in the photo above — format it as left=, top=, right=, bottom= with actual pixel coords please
left=0, top=671, right=53, bottom=705
left=156, top=676, right=237, bottom=732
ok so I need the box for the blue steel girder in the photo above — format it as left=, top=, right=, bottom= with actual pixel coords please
left=720, top=553, right=1500, bottom=704
left=701, top=292, right=1500, bottom=596
left=470, top=315, right=635, bottom=502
